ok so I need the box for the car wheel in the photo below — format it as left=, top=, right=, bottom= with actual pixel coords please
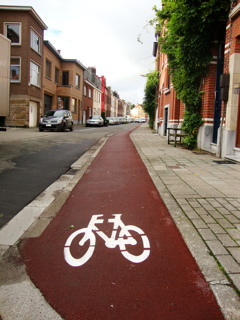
left=62, top=123, right=66, bottom=132
left=39, top=128, right=43, bottom=132
left=70, top=123, right=74, bottom=131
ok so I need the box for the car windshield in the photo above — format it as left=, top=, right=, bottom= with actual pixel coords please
left=45, top=110, right=65, bottom=117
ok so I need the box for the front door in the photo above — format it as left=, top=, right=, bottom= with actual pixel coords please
left=164, top=107, right=169, bottom=136
left=44, top=94, right=52, bottom=115
left=29, top=101, right=37, bottom=127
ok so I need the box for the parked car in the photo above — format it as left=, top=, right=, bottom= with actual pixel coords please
left=117, top=117, right=127, bottom=124
left=106, top=117, right=116, bottom=125
left=135, top=118, right=141, bottom=123
left=139, top=117, right=147, bottom=123
left=39, top=110, right=74, bottom=132
left=86, top=115, right=104, bottom=127
left=113, top=117, right=120, bottom=125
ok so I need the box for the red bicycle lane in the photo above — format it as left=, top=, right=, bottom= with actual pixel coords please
left=20, top=126, right=224, bottom=320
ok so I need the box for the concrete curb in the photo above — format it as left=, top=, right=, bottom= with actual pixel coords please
left=0, top=135, right=110, bottom=320
left=0, top=135, right=110, bottom=256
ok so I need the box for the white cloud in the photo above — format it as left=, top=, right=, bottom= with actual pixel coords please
left=3, top=0, right=158, bottom=104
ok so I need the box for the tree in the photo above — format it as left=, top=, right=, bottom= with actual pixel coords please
left=155, top=0, right=230, bottom=148
left=143, top=70, right=159, bottom=129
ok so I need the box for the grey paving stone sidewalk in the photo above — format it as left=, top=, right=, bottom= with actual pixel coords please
left=131, top=124, right=240, bottom=320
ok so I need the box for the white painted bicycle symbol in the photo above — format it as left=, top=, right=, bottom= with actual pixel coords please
left=64, top=214, right=150, bottom=267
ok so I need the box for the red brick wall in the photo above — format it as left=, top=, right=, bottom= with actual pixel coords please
left=201, top=63, right=217, bottom=123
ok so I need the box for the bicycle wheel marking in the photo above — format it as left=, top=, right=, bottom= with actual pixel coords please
left=63, top=214, right=151, bottom=267
left=64, top=228, right=96, bottom=267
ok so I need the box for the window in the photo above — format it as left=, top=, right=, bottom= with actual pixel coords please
left=84, top=86, right=87, bottom=96
left=76, top=74, right=80, bottom=88
left=5, top=23, right=21, bottom=45
left=30, top=61, right=40, bottom=87
left=62, top=71, right=69, bottom=85
left=88, top=88, right=92, bottom=98
left=71, top=98, right=77, bottom=112
left=10, top=57, right=21, bottom=82
left=30, top=29, right=41, bottom=54
left=45, top=60, right=51, bottom=79
left=58, top=96, right=69, bottom=109
left=55, top=68, right=59, bottom=84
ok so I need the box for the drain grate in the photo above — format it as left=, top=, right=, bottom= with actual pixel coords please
left=213, top=160, right=236, bottom=165
left=66, top=169, right=79, bottom=175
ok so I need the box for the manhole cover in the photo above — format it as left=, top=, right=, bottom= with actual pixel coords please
left=213, top=160, right=236, bottom=165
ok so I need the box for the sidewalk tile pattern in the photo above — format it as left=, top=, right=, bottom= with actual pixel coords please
left=131, top=125, right=240, bottom=318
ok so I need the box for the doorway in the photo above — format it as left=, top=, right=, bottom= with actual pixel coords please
left=44, top=94, right=52, bottom=115
left=29, top=101, right=37, bottom=127
left=164, top=107, right=169, bottom=136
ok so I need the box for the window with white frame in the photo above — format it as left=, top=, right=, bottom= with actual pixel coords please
left=10, top=57, right=21, bottom=82
left=84, top=85, right=87, bottom=96
left=5, top=22, right=21, bottom=45
left=30, top=29, right=41, bottom=54
left=30, top=61, right=40, bottom=87
left=76, top=74, right=80, bottom=88
left=88, top=88, right=92, bottom=98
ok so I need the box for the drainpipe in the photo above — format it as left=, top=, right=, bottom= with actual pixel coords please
left=217, top=101, right=226, bottom=158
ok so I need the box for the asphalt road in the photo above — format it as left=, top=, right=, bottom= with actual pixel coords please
left=0, top=124, right=136, bottom=228
left=21, top=126, right=224, bottom=320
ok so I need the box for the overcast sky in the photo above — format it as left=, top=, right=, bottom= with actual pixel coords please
left=3, top=0, right=158, bottom=105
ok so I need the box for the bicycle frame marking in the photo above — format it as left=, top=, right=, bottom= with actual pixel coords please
left=64, top=214, right=150, bottom=267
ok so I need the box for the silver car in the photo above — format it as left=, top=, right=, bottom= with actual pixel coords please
left=106, top=117, right=115, bottom=125
left=86, top=115, right=104, bottom=127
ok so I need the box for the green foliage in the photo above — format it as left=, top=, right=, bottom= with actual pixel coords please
left=156, top=0, right=230, bottom=148
left=143, top=71, right=159, bottom=129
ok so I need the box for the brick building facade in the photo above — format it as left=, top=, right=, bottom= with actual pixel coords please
left=43, top=41, right=86, bottom=124
left=155, top=3, right=240, bottom=161
left=0, top=5, right=47, bottom=127
left=0, top=5, right=129, bottom=128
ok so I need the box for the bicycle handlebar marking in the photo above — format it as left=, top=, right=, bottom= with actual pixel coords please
left=64, top=214, right=150, bottom=267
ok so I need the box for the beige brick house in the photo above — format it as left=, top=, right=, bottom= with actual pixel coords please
left=43, top=41, right=86, bottom=124
left=0, top=5, right=47, bottom=127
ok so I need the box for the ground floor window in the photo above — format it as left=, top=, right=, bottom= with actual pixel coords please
left=71, top=98, right=77, bottom=113
left=10, top=57, right=21, bottom=82
left=58, top=96, right=69, bottom=110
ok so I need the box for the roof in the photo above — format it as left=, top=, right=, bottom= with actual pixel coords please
left=44, top=40, right=87, bottom=71
left=84, top=79, right=102, bottom=92
left=0, top=5, right=48, bottom=30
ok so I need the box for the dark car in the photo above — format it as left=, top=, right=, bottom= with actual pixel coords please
left=39, top=110, right=74, bottom=132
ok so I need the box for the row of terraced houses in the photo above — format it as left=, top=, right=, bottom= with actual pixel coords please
left=154, top=1, right=240, bottom=162
left=0, top=5, right=131, bottom=128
